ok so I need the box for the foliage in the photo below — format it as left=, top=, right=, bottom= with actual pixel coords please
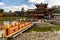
left=52, top=5, right=60, bottom=13
left=0, top=8, right=26, bottom=17
left=26, top=25, right=60, bottom=32
left=0, top=9, right=4, bottom=13
left=47, top=20, right=60, bottom=25
left=9, top=11, right=12, bottom=13
left=20, top=7, right=25, bottom=16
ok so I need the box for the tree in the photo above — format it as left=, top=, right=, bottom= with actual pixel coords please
left=20, top=7, right=25, bottom=16
left=52, top=5, right=60, bottom=13
left=0, top=9, right=4, bottom=12
left=9, top=11, right=12, bottom=13
left=0, top=9, right=4, bottom=17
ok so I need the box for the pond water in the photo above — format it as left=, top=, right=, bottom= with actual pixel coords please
left=0, top=21, right=12, bottom=25
left=2, top=20, right=18, bottom=25
left=3, top=21, right=10, bottom=25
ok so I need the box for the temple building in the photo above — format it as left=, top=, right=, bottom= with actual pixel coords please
left=26, top=3, right=54, bottom=20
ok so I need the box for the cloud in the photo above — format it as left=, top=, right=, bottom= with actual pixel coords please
left=10, top=5, right=29, bottom=12
left=0, top=3, right=33, bottom=12
left=46, top=0, right=60, bottom=7
left=28, top=0, right=60, bottom=7
left=0, top=2, right=5, bottom=5
left=3, top=4, right=36, bottom=12
left=28, top=0, right=45, bottom=3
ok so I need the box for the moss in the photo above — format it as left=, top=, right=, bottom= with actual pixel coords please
left=26, top=25, right=60, bottom=32
left=26, top=26, right=54, bottom=32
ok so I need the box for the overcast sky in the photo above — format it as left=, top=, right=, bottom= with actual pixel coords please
left=0, top=0, right=60, bottom=12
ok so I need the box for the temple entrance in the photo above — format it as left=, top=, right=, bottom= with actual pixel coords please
left=44, top=14, right=51, bottom=19
left=38, top=16, right=44, bottom=19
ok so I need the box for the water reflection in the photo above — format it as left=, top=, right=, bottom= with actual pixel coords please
left=3, top=21, right=10, bottom=25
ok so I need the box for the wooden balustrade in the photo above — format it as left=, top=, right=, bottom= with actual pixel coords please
left=5, top=21, right=32, bottom=36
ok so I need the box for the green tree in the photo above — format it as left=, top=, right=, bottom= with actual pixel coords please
left=0, top=9, right=4, bottom=13
left=0, top=9, right=4, bottom=17
left=52, top=5, right=60, bottom=13
left=21, top=7, right=25, bottom=16
left=9, top=11, right=12, bottom=13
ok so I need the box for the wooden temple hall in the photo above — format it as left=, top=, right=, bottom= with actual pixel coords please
left=26, top=3, right=54, bottom=19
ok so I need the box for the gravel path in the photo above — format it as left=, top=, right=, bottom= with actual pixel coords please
left=15, top=31, right=60, bottom=40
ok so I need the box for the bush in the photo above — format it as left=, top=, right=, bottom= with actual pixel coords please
left=50, top=21, right=60, bottom=25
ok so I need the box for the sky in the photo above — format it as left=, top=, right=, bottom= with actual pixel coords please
left=0, top=0, right=60, bottom=12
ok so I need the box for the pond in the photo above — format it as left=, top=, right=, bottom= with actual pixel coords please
left=0, top=21, right=12, bottom=25
left=0, top=17, right=25, bottom=25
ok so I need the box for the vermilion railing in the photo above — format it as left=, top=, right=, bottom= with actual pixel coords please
left=5, top=21, right=32, bottom=37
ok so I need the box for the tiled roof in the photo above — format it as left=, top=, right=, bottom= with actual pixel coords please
left=27, top=9, right=35, bottom=11
left=52, top=13, right=60, bottom=15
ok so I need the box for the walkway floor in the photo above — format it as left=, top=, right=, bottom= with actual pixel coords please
left=0, top=30, right=4, bottom=37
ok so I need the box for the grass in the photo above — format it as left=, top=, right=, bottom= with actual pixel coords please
left=27, top=26, right=60, bottom=32
left=26, top=25, right=60, bottom=32
left=52, top=25, right=60, bottom=31
left=48, top=21, right=60, bottom=31
left=26, top=27, right=54, bottom=32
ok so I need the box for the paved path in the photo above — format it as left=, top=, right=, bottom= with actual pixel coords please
left=33, top=21, right=55, bottom=27
left=44, top=22, right=55, bottom=26
left=0, top=30, right=4, bottom=37
left=33, top=20, right=55, bottom=26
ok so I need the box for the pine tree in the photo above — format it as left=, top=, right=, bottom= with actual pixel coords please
left=21, top=7, right=25, bottom=16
